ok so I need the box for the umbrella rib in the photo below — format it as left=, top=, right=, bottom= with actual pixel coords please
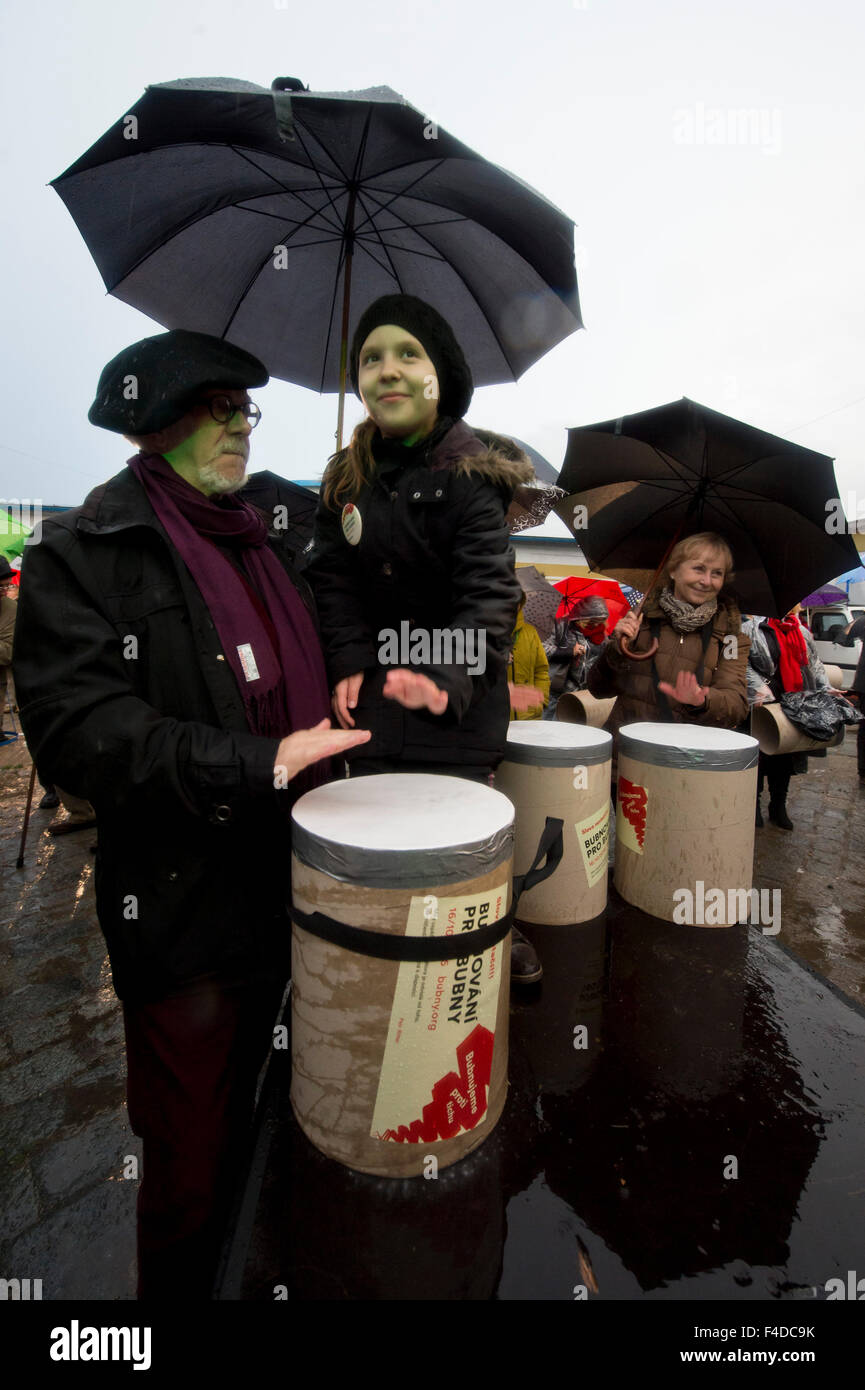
left=352, top=190, right=408, bottom=295
left=710, top=452, right=814, bottom=487
left=311, top=109, right=380, bottom=394
left=222, top=144, right=350, bottom=236
left=350, top=158, right=449, bottom=236
left=216, top=135, right=374, bottom=341
left=228, top=200, right=471, bottom=245
left=583, top=493, right=693, bottom=566
left=102, top=167, right=352, bottom=291
left=353, top=184, right=523, bottom=372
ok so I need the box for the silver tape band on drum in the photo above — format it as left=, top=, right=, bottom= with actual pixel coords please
left=292, top=822, right=514, bottom=888
left=502, top=740, right=612, bottom=768
left=618, top=732, right=759, bottom=772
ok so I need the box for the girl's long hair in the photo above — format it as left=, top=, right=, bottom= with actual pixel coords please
left=321, top=417, right=377, bottom=510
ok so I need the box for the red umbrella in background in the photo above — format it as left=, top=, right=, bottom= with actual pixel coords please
left=553, top=576, right=628, bottom=640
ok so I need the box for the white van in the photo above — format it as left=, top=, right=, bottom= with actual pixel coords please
left=802, top=604, right=864, bottom=688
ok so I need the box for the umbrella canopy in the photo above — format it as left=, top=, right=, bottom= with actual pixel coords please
left=238, top=470, right=318, bottom=565
left=517, top=565, right=562, bottom=640
left=553, top=397, right=861, bottom=618
left=553, top=576, right=628, bottom=635
left=0, top=512, right=31, bottom=562
left=52, top=77, right=582, bottom=442
left=800, top=582, right=848, bottom=607
left=620, top=583, right=643, bottom=610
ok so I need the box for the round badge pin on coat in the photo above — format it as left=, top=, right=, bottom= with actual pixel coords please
left=341, top=503, right=362, bottom=545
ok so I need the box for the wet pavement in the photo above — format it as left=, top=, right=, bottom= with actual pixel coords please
left=1, top=728, right=864, bottom=1301
left=220, top=901, right=865, bottom=1301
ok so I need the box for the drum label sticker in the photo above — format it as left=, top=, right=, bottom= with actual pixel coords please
left=617, top=776, right=648, bottom=854
left=576, top=802, right=610, bottom=885
left=341, top=502, right=362, bottom=545
left=371, top=883, right=508, bottom=1144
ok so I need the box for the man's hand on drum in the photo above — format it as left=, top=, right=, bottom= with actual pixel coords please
left=509, top=682, right=545, bottom=714
left=383, top=669, right=449, bottom=715
left=273, top=718, right=371, bottom=782
left=658, top=670, right=710, bottom=707
left=612, top=611, right=642, bottom=648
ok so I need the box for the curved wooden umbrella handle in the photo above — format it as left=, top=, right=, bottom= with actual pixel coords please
left=620, top=634, right=659, bottom=661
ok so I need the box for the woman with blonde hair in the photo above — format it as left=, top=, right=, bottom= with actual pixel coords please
left=587, top=531, right=750, bottom=760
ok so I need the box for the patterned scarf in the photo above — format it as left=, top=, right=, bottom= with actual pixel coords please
left=658, top=587, right=718, bottom=633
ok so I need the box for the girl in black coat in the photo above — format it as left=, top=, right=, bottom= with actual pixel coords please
left=306, top=295, right=531, bottom=780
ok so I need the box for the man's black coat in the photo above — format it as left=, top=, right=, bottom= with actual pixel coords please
left=13, top=468, right=306, bottom=1001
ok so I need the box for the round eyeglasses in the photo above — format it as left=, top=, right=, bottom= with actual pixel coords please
left=200, top=395, right=262, bottom=428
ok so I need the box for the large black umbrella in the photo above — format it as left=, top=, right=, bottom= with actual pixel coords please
left=52, top=76, right=582, bottom=444
left=553, top=396, right=860, bottom=618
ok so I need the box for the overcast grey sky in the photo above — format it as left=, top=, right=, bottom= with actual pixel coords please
left=2, top=0, right=863, bottom=534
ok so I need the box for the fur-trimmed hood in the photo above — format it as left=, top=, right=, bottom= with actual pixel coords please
left=426, top=421, right=535, bottom=494
left=460, top=428, right=536, bottom=490
left=448, top=425, right=562, bottom=532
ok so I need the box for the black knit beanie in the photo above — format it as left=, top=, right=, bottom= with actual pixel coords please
left=350, top=294, right=473, bottom=421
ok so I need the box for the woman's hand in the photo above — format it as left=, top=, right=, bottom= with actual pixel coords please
left=572, top=639, right=587, bottom=658
left=509, top=682, right=544, bottom=714
left=658, top=671, right=710, bottom=707
left=612, top=611, right=642, bottom=648
left=332, top=672, right=364, bottom=729
left=273, top=718, right=371, bottom=783
left=753, top=684, right=774, bottom=707
left=383, top=669, right=449, bottom=715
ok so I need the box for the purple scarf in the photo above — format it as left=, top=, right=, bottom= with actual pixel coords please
left=129, top=454, right=331, bottom=759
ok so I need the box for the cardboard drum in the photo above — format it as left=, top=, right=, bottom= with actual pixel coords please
left=751, top=702, right=845, bottom=754
left=495, top=723, right=612, bottom=924
left=556, top=690, right=617, bottom=728
left=614, top=723, right=759, bottom=925
left=290, top=774, right=514, bottom=1177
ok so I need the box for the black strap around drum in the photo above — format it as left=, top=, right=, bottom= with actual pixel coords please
left=650, top=617, right=713, bottom=721
left=288, top=816, right=564, bottom=962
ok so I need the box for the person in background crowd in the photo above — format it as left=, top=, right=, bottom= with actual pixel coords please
left=744, top=604, right=830, bottom=828
left=0, top=556, right=17, bottom=742
left=13, top=329, right=369, bottom=1300
left=841, top=612, right=865, bottom=780
left=508, top=593, right=550, bottom=719
left=587, top=532, right=749, bottom=780
left=543, top=594, right=609, bottom=720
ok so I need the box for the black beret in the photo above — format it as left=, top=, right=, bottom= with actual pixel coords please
left=349, top=294, right=473, bottom=422
left=88, top=329, right=269, bottom=435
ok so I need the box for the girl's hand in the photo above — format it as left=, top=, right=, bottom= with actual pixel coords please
left=382, top=669, right=448, bottom=715
left=332, top=672, right=364, bottom=729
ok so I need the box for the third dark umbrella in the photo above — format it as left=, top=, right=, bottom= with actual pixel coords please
left=553, top=396, right=860, bottom=619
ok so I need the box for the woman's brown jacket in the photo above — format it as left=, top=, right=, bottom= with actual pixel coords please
left=586, top=593, right=750, bottom=748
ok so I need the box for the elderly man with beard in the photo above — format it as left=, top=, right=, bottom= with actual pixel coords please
left=13, top=329, right=369, bottom=1300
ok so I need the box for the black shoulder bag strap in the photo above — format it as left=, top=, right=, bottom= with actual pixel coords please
left=288, top=816, right=564, bottom=962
